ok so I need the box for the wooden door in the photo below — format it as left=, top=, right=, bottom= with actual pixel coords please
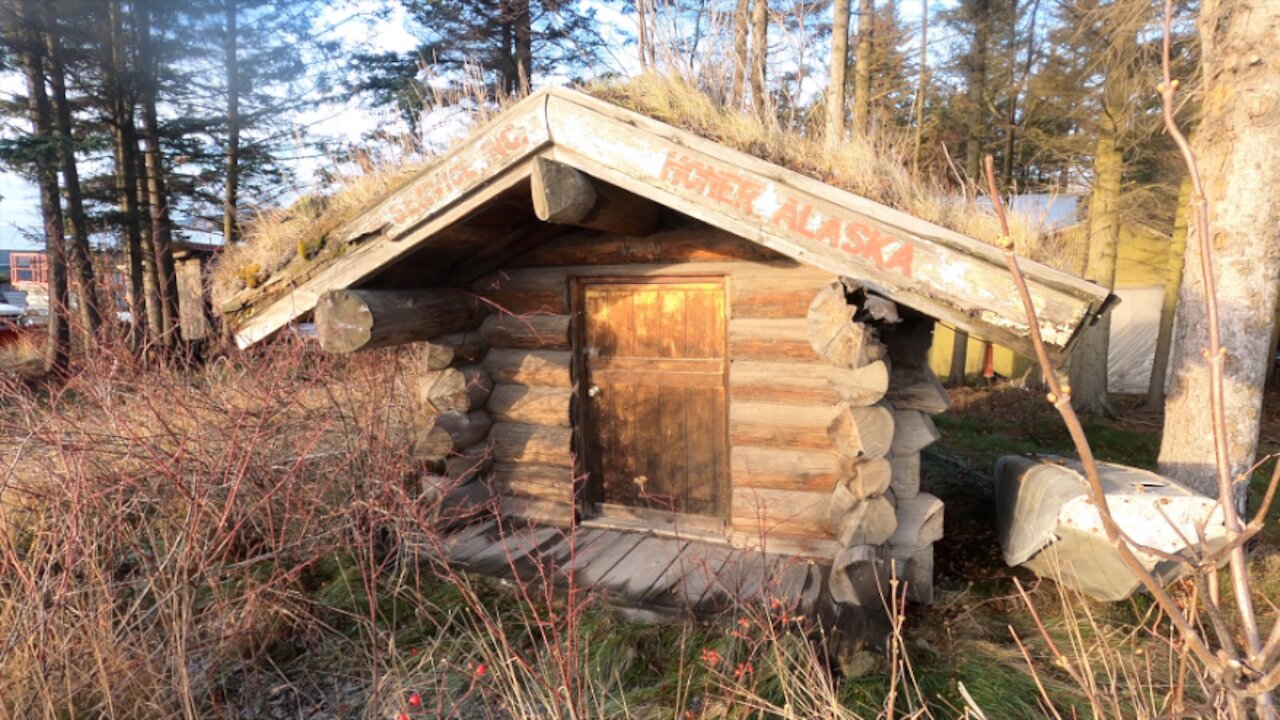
left=577, top=278, right=729, bottom=520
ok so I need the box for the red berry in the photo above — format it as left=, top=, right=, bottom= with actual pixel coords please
left=397, top=714, right=410, bottom=720
left=408, top=692, right=422, bottom=707
left=475, top=662, right=488, bottom=678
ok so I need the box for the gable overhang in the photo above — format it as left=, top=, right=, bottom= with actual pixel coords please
left=231, top=87, right=1112, bottom=361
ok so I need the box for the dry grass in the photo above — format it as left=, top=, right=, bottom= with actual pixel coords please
left=588, top=73, right=1078, bottom=266
left=212, top=72, right=1086, bottom=321
left=210, top=66, right=523, bottom=313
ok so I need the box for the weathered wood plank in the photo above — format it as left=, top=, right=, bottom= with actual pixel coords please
left=543, top=89, right=1108, bottom=356
left=499, top=496, right=575, bottom=525
left=470, top=261, right=832, bottom=317
left=572, top=532, right=648, bottom=586
left=729, top=360, right=839, bottom=405
left=491, top=462, right=575, bottom=503
left=597, top=536, right=686, bottom=598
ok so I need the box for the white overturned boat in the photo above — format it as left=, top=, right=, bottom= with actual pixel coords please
left=995, top=455, right=1229, bottom=602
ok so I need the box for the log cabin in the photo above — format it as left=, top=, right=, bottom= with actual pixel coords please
left=218, top=87, right=1111, bottom=618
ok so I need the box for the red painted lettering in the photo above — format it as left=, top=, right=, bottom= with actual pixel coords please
left=815, top=217, right=842, bottom=248
left=796, top=203, right=820, bottom=239
left=736, top=180, right=764, bottom=217
left=858, top=226, right=891, bottom=265
left=883, top=242, right=915, bottom=278
left=771, top=197, right=803, bottom=233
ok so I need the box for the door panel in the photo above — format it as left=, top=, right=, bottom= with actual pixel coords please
left=579, top=279, right=728, bottom=519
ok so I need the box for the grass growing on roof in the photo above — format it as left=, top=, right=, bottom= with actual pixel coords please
left=213, top=72, right=1087, bottom=322
left=586, top=73, right=1080, bottom=268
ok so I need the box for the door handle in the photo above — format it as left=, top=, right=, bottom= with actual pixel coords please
left=588, top=385, right=602, bottom=398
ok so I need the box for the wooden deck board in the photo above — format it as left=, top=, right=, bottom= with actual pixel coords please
left=672, top=543, right=735, bottom=611
left=465, top=526, right=561, bottom=576
left=441, top=520, right=828, bottom=617
left=597, top=536, right=686, bottom=598
left=447, top=521, right=501, bottom=564
left=574, top=532, right=648, bottom=586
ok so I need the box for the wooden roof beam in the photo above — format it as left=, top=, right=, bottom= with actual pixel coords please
left=531, top=157, right=661, bottom=236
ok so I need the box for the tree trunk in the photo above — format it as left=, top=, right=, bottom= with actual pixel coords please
left=731, top=0, right=751, bottom=106
left=223, top=0, right=240, bottom=244
left=513, top=0, right=532, bottom=91
left=1145, top=175, right=1191, bottom=410
left=41, top=4, right=101, bottom=339
left=750, top=0, right=768, bottom=115
left=1158, top=0, right=1280, bottom=498
left=134, top=122, right=164, bottom=343
left=827, top=0, right=851, bottom=146
left=137, top=0, right=179, bottom=344
left=964, top=0, right=990, bottom=181
left=910, top=0, right=927, bottom=174
left=108, top=0, right=147, bottom=350
left=851, top=0, right=873, bottom=134
left=15, top=0, right=69, bottom=373
left=1069, top=118, right=1122, bottom=415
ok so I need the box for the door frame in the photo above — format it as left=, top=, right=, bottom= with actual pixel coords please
left=569, top=274, right=732, bottom=524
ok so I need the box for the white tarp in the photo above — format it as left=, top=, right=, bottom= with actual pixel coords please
left=1107, top=285, right=1164, bottom=394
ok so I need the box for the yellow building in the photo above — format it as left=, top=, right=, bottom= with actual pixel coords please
left=928, top=221, right=1173, bottom=389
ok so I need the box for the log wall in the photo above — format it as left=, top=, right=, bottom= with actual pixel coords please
left=402, top=224, right=951, bottom=605
left=469, top=227, right=843, bottom=540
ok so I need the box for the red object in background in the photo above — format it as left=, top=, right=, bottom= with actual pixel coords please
left=10, top=252, right=49, bottom=286
left=982, top=342, right=996, bottom=379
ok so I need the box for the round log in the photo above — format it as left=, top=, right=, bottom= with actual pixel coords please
left=807, top=283, right=886, bottom=368
left=422, top=332, right=488, bottom=370
left=827, top=360, right=889, bottom=406
left=828, top=403, right=895, bottom=459
left=482, top=348, right=573, bottom=387
left=828, top=545, right=888, bottom=606
left=316, top=288, right=485, bottom=354
left=479, top=313, right=571, bottom=350
left=444, top=442, right=495, bottom=483
left=890, top=409, right=942, bottom=456
left=532, top=157, right=661, bottom=235
left=418, top=365, right=494, bottom=414
left=489, top=422, right=574, bottom=467
left=832, top=494, right=897, bottom=547
left=413, top=410, right=493, bottom=462
left=486, top=384, right=573, bottom=427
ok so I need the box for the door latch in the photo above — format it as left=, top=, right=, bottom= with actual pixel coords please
left=588, top=385, right=602, bottom=398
